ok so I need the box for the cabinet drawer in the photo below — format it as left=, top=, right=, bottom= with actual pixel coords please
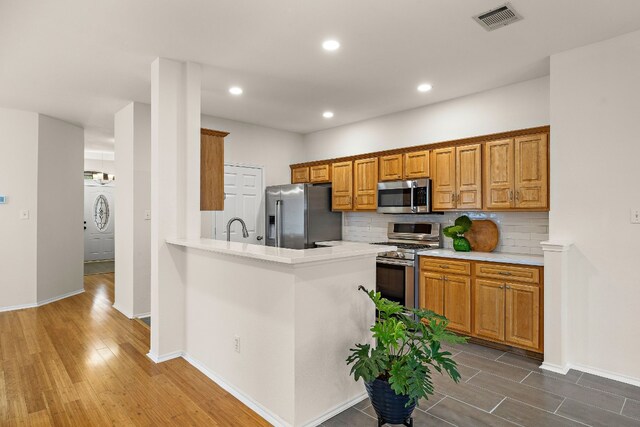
left=475, top=263, right=540, bottom=284
left=421, top=257, right=471, bottom=276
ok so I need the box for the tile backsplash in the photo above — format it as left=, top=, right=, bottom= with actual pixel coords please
left=342, top=211, right=549, bottom=256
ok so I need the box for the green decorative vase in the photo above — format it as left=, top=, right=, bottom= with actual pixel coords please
left=453, top=237, right=471, bottom=252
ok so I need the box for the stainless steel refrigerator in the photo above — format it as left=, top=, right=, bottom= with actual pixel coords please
left=265, top=184, right=342, bottom=249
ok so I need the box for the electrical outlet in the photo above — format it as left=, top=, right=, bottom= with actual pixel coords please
left=19, top=209, right=29, bottom=220
left=144, top=210, right=151, bottom=220
left=632, top=209, right=640, bottom=224
left=233, top=335, right=241, bottom=353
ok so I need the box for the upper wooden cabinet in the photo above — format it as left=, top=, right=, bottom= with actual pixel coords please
left=379, top=154, right=403, bottom=181
left=432, top=144, right=482, bottom=210
left=485, top=134, right=548, bottom=210
left=331, top=161, right=353, bottom=211
left=289, top=127, right=549, bottom=212
left=309, top=164, right=331, bottom=183
left=514, top=134, right=548, bottom=209
left=404, top=150, right=430, bottom=179
left=291, top=166, right=310, bottom=184
left=354, top=158, right=378, bottom=210
left=200, top=128, right=228, bottom=211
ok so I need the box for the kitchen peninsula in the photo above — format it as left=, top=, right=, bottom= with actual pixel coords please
left=164, top=238, right=394, bottom=427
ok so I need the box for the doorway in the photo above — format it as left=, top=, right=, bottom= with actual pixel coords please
left=84, top=181, right=115, bottom=274
left=213, top=164, right=264, bottom=243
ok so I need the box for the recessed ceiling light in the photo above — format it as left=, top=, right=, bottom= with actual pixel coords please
left=322, top=40, right=340, bottom=51
left=229, top=86, right=243, bottom=95
left=323, top=111, right=334, bottom=119
left=417, top=83, right=433, bottom=93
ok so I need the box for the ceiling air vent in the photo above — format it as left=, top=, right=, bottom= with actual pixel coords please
left=473, top=3, right=523, bottom=31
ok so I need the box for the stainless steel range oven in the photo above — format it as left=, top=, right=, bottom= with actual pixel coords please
left=372, top=222, right=442, bottom=309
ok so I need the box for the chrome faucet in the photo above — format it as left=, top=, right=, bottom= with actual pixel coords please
left=226, top=217, right=250, bottom=242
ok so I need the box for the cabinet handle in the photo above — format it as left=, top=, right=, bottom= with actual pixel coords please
left=440, top=265, right=449, bottom=269
left=515, top=191, right=520, bottom=201
left=499, top=285, right=504, bottom=289
left=509, top=190, right=513, bottom=201
left=506, top=285, right=511, bottom=290
left=498, top=271, right=512, bottom=276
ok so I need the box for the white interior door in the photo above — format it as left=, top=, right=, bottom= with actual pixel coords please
left=214, top=165, right=264, bottom=243
left=84, top=183, right=115, bottom=261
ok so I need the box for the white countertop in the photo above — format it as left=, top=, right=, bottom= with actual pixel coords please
left=166, top=238, right=395, bottom=265
left=418, top=249, right=544, bottom=266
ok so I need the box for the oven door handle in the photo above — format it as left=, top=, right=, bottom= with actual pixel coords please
left=376, top=258, right=414, bottom=267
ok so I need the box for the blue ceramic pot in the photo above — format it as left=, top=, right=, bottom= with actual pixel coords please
left=364, top=378, right=416, bottom=425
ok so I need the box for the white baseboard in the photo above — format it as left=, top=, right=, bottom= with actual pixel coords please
left=300, top=392, right=368, bottom=427
left=112, top=303, right=134, bottom=319
left=0, top=301, right=38, bottom=313
left=135, top=312, right=151, bottom=319
left=146, top=351, right=183, bottom=363
left=540, top=362, right=570, bottom=375
left=1, top=288, right=85, bottom=313
left=569, top=363, right=640, bottom=388
left=182, top=353, right=293, bottom=427
left=38, top=288, right=85, bottom=306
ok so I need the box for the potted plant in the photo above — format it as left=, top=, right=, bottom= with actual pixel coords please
left=347, top=287, right=466, bottom=426
left=443, top=215, right=472, bottom=252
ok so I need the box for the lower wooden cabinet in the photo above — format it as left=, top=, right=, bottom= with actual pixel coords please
left=474, top=279, right=506, bottom=341
left=505, top=283, right=540, bottom=350
left=419, top=271, right=471, bottom=334
left=421, top=256, right=543, bottom=353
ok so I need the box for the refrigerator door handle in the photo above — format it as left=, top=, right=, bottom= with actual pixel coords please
left=275, top=200, right=282, bottom=247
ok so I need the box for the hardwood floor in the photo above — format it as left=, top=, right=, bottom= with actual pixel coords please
left=0, top=273, right=270, bottom=426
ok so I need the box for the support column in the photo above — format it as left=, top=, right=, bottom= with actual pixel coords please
left=114, top=102, right=151, bottom=318
left=540, top=240, right=573, bottom=374
left=149, top=58, right=201, bottom=361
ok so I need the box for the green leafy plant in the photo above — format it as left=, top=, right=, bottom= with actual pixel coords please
left=443, top=215, right=472, bottom=239
left=346, top=287, right=467, bottom=406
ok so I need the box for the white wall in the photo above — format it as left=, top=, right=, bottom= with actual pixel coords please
left=114, top=102, right=151, bottom=318
left=201, top=115, right=304, bottom=186
left=36, top=115, right=84, bottom=302
left=303, top=76, right=550, bottom=160
left=550, top=30, right=640, bottom=383
left=0, top=108, right=39, bottom=309
left=84, top=153, right=115, bottom=175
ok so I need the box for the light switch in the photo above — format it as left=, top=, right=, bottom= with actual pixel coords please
left=20, top=209, right=30, bottom=220
left=144, top=210, right=151, bottom=220
left=632, top=209, right=640, bottom=224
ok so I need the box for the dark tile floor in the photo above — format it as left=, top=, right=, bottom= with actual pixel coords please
left=323, top=342, right=640, bottom=426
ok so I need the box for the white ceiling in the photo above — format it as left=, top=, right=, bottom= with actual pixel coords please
left=2, top=0, right=640, bottom=140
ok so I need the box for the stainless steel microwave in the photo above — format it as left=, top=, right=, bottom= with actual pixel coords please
left=377, top=179, right=432, bottom=214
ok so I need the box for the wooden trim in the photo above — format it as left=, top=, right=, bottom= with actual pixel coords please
left=201, top=128, right=230, bottom=138
left=290, top=125, right=550, bottom=169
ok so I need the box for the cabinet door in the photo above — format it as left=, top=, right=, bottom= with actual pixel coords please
left=353, top=158, right=378, bottom=210
left=379, top=154, right=403, bottom=181
left=431, top=147, right=456, bottom=210
left=420, top=272, right=444, bottom=316
left=200, top=129, right=227, bottom=211
left=310, top=164, right=331, bottom=183
left=514, top=134, right=548, bottom=209
left=474, top=279, right=505, bottom=342
left=484, top=139, right=514, bottom=209
left=505, top=283, right=540, bottom=350
left=404, top=150, right=430, bottom=179
left=331, top=161, right=353, bottom=211
left=291, top=167, right=310, bottom=184
left=456, top=144, right=482, bottom=210
left=444, top=275, right=471, bottom=334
